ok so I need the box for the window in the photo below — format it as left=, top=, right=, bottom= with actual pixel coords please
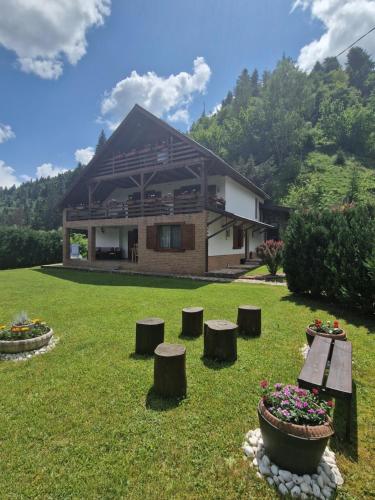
left=158, top=225, right=182, bottom=249
left=255, top=198, right=258, bottom=219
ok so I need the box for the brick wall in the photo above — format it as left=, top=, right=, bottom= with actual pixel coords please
left=138, top=212, right=207, bottom=275
left=207, top=253, right=244, bottom=271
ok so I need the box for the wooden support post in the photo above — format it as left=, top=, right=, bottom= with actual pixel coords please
left=204, top=320, right=238, bottom=362
left=135, top=317, right=165, bottom=355
left=237, top=305, right=261, bottom=336
left=154, top=343, right=187, bottom=398
left=87, top=226, right=96, bottom=264
left=181, top=307, right=204, bottom=337
left=200, top=160, right=207, bottom=208
left=140, top=172, right=144, bottom=217
left=63, top=226, right=70, bottom=262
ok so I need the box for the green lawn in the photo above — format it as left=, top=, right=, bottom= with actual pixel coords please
left=0, top=268, right=374, bottom=499
left=244, top=265, right=284, bottom=277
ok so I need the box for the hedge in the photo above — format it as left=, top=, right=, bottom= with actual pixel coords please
left=0, top=226, right=62, bottom=270
left=283, top=204, right=375, bottom=313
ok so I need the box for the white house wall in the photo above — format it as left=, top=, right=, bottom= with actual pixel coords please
left=224, top=176, right=263, bottom=219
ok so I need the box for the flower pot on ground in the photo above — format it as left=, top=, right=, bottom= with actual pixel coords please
left=0, top=312, right=53, bottom=354
left=306, top=319, right=346, bottom=346
left=258, top=382, right=334, bottom=474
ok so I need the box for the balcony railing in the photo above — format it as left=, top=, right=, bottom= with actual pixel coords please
left=66, top=195, right=225, bottom=222
left=94, top=141, right=202, bottom=178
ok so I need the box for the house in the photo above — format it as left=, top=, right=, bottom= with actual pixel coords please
left=60, top=105, right=274, bottom=275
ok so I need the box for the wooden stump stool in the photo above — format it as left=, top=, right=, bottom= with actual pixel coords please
left=204, top=320, right=238, bottom=362
left=237, top=305, right=261, bottom=336
left=181, top=307, right=204, bottom=337
left=135, top=317, right=164, bottom=355
left=154, top=343, right=187, bottom=398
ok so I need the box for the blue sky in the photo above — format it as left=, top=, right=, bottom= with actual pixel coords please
left=0, top=0, right=374, bottom=187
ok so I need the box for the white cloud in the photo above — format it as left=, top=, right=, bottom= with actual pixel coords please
left=168, top=108, right=190, bottom=124
left=0, top=160, right=20, bottom=188
left=75, top=146, right=95, bottom=165
left=0, top=123, right=15, bottom=143
left=0, top=0, right=111, bottom=79
left=293, top=0, right=375, bottom=72
left=36, top=163, right=68, bottom=179
left=100, top=56, right=212, bottom=129
left=208, top=103, right=222, bottom=116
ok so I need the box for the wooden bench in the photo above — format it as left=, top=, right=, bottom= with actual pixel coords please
left=297, top=335, right=353, bottom=439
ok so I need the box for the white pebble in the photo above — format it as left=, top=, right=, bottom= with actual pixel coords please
left=312, top=482, right=321, bottom=497
left=278, top=483, right=288, bottom=496
left=256, top=471, right=263, bottom=479
left=301, top=481, right=312, bottom=495
left=252, top=458, right=258, bottom=467
left=290, top=485, right=301, bottom=498
left=258, top=463, right=271, bottom=476
left=271, top=464, right=279, bottom=475
left=279, top=469, right=293, bottom=482
left=322, top=486, right=333, bottom=498
left=262, top=455, right=270, bottom=467
left=285, top=480, right=294, bottom=490
left=303, top=474, right=311, bottom=485
left=317, top=474, right=325, bottom=489
left=243, top=445, right=254, bottom=458
left=267, top=477, right=274, bottom=487
left=273, top=475, right=280, bottom=486
left=249, top=436, right=258, bottom=446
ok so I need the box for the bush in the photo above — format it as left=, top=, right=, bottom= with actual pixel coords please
left=0, top=226, right=62, bottom=270
left=283, top=205, right=375, bottom=313
left=256, top=240, right=284, bottom=275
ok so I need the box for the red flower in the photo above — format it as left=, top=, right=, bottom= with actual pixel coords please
left=327, top=400, right=334, bottom=408
left=312, top=388, right=319, bottom=396
left=260, top=380, right=269, bottom=389
left=333, top=320, right=339, bottom=328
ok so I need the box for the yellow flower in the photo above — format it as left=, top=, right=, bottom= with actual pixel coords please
left=0, top=324, right=6, bottom=330
left=21, top=327, right=30, bottom=332
left=11, top=327, right=20, bottom=333
left=32, top=318, right=41, bottom=324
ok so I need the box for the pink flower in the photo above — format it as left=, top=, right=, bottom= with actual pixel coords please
left=260, top=380, right=269, bottom=389
left=312, top=388, right=319, bottom=396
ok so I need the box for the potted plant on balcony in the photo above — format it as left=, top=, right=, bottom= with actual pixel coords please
left=306, top=319, right=346, bottom=346
left=0, top=312, right=53, bottom=354
left=258, top=381, right=334, bottom=474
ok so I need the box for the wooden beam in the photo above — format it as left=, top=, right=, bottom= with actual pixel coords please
left=144, top=171, right=157, bottom=188
left=200, top=160, right=207, bottom=205
left=90, top=158, right=203, bottom=184
left=208, top=219, right=235, bottom=239
left=185, top=165, right=200, bottom=179
left=129, top=175, right=141, bottom=188
left=207, top=214, right=224, bottom=226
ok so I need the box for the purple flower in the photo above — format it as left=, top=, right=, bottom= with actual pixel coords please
left=281, top=400, right=289, bottom=406
left=274, top=383, right=283, bottom=390
left=317, top=409, right=326, bottom=415
left=303, top=402, right=309, bottom=408
left=281, top=409, right=290, bottom=417
left=308, top=409, right=316, bottom=414
left=295, top=401, right=303, bottom=409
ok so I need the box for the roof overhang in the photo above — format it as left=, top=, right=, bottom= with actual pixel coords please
left=207, top=207, right=274, bottom=230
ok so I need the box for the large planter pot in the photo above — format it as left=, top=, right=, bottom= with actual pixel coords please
left=0, top=328, right=53, bottom=354
left=258, top=400, right=334, bottom=474
left=306, top=325, right=346, bottom=347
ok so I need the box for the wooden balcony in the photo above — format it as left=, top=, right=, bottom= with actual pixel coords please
left=94, top=141, right=201, bottom=178
left=66, top=195, right=227, bottom=222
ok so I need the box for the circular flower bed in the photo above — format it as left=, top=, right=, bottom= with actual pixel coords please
left=0, top=312, right=53, bottom=354
left=306, top=319, right=346, bottom=346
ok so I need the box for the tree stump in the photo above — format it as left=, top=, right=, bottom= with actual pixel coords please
left=154, top=343, right=187, bottom=398
left=135, top=317, right=164, bottom=355
left=181, top=307, right=204, bottom=337
left=237, top=305, right=261, bottom=336
left=204, top=320, right=238, bottom=362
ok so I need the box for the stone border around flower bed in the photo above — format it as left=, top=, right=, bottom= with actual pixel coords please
left=0, top=336, right=58, bottom=362
left=243, top=428, right=343, bottom=499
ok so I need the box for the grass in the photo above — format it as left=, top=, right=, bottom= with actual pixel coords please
left=0, top=267, right=374, bottom=499
left=244, top=265, right=284, bottom=277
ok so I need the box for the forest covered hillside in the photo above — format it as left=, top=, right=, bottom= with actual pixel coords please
left=189, top=47, right=375, bottom=207
left=1, top=47, right=375, bottom=230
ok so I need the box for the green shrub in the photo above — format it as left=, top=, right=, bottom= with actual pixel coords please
left=283, top=205, right=375, bottom=312
left=0, top=226, right=62, bottom=269
left=256, top=240, right=284, bottom=275
left=70, top=232, right=88, bottom=259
